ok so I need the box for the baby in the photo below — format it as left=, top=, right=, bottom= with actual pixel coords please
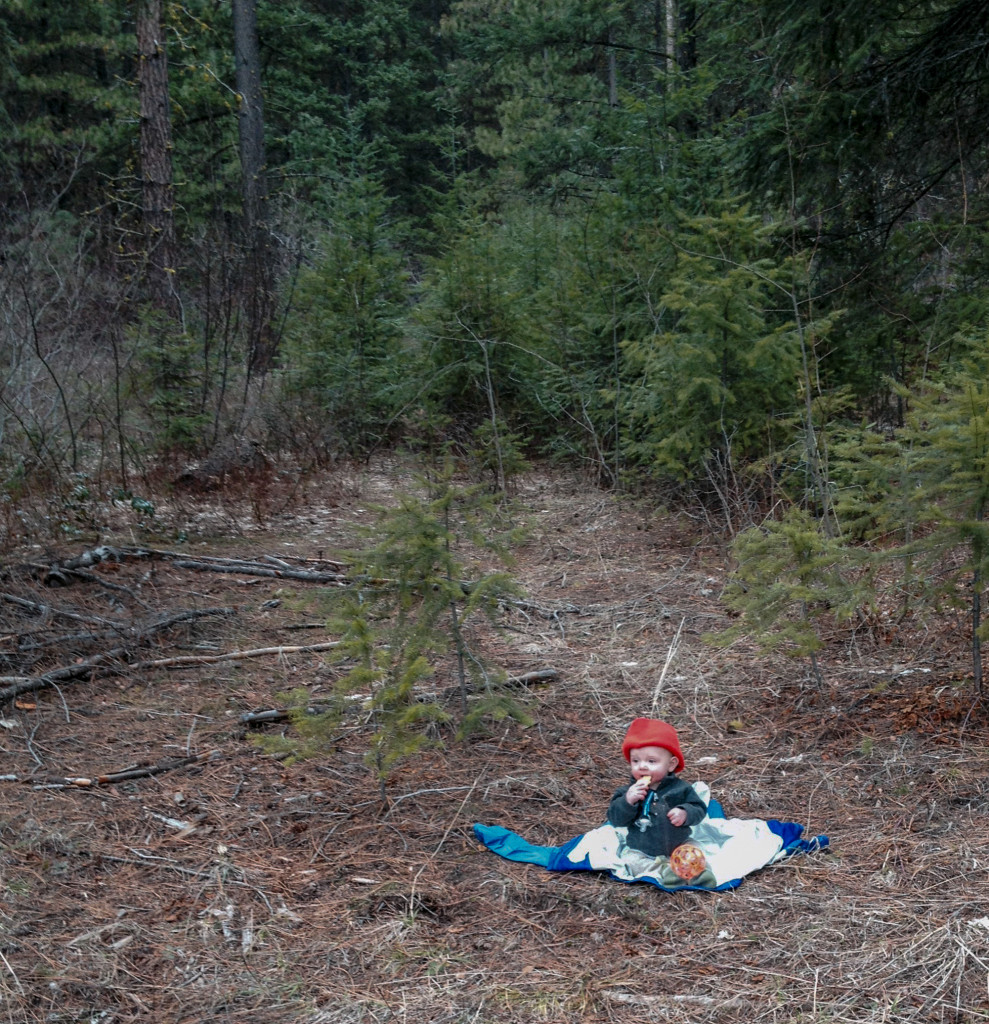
left=607, top=717, right=708, bottom=862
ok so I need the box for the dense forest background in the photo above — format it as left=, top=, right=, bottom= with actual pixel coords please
left=4, top=0, right=989, bottom=684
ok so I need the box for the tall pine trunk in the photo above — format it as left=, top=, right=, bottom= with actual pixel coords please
left=973, top=500, right=985, bottom=697
left=136, top=0, right=179, bottom=318
left=232, top=0, right=276, bottom=374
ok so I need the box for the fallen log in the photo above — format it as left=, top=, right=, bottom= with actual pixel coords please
left=164, top=558, right=349, bottom=583
left=240, top=706, right=333, bottom=724
left=503, top=668, right=559, bottom=686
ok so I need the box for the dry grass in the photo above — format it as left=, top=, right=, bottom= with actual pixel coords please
left=1, top=462, right=988, bottom=1023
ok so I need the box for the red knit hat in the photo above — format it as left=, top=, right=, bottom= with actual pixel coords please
left=621, top=717, right=685, bottom=773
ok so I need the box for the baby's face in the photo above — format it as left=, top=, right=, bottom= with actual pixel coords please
left=628, top=745, right=676, bottom=785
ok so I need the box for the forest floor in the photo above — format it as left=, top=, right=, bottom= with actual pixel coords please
left=2, top=460, right=989, bottom=1024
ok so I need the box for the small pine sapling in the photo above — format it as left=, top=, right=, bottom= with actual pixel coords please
left=713, top=507, right=866, bottom=688
left=884, top=361, right=989, bottom=697
left=263, top=459, right=531, bottom=801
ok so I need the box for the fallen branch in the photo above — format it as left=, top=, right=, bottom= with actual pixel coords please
left=440, top=667, right=559, bottom=700
left=240, top=667, right=560, bottom=725
left=97, top=853, right=225, bottom=880
left=44, top=547, right=558, bottom=605
left=37, top=545, right=351, bottom=586
left=128, top=640, right=341, bottom=670
left=63, top=567, right=153, bottom=610
left=0, top=606, right=235, bottom=706
left=1, top=591, right=126, bottom=627
left=503, top=596, right=582, bottom=619
left=240, top=706, right=332, bottom=724
left=1, top=749, right=221, bottom=788
left=651, top=615, right=685, bottom=716
left=504, top=668, right=559, bottom=686
left=167, top=558, right=350, bottom=583
left=129, top=546, right=349, bottom=583
left=603, top=991, right=750, bottom=1010
left=0, top=643, right=133, bottom=706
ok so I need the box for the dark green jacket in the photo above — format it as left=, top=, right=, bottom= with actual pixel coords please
left=607, top=774, right=708, bottom=857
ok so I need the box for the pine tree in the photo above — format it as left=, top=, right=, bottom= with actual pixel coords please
left=619, top=206, right=801, bottom=485
left=261, top=460, right=531, bottom=800
left=716, top=507, right=866, bottom=688
left=278, top=175, right=409, bottom=458
left=889, top=359, right=989, bottom=696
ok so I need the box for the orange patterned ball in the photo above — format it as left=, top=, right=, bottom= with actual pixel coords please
left=669, top=843, right=707, bottom=881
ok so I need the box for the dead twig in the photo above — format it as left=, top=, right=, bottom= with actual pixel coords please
left=651, top=615, right=685, bottom=715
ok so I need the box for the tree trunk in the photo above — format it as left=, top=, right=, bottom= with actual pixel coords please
left=232, top=0, right=276, bottom=374
left=973, top=501, right=985, bottom=696
left=136, top=0, right=179, bottom=317
left=664, top=0, right=676, bottom=71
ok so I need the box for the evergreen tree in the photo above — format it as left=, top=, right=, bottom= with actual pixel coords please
left=442, top=0, right=622, bottom=196
left=0, top=0, right=133, bottom=212
left=827, top=348, right=989, bottom=698
left=260, top=0, right=451, bottom=220
left=889, top=358, right=989, bottom=696
left=260, top=462, right=531, bottom=798
left=719, top=0, right=989, bottom=413
left=717, top=507, right=867, bottom=688
left=619, top=206, right=801, bottom=486
left=278, top=173, right=410, bottom=458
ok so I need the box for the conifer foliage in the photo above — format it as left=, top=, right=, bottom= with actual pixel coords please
left=3, top=0, right=989, bottom=692
left=717, top=508, right=867, bottom=688
left=257, top=462, right=530, bottom=798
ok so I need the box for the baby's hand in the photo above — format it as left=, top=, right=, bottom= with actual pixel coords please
left=625, top=777, right=651, bottom=805
left=667, top=807, right=687, bottom=827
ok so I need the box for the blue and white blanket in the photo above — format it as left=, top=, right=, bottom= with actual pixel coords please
left=474, top=782, right=828, bottom=892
